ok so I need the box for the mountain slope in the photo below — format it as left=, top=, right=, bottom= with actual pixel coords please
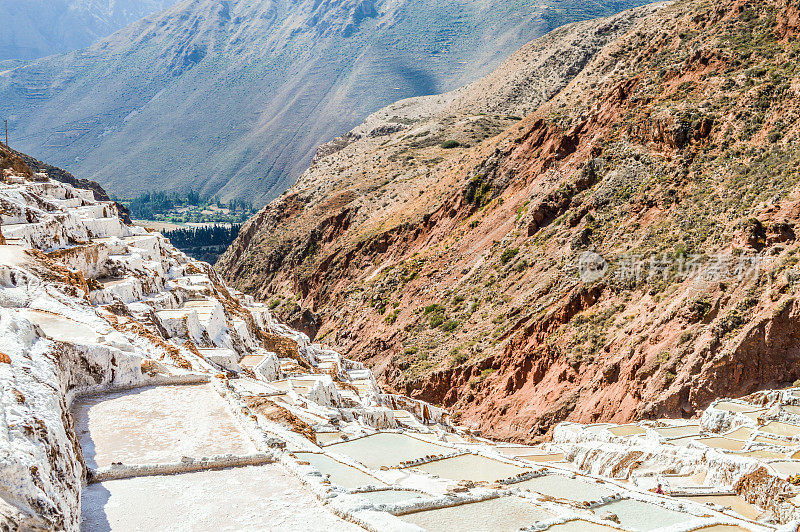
left=0, top=0, right=177, bottom=63
left=0, top=0, right=655, bottom=205
left=218, top=0, right=800, bottom=442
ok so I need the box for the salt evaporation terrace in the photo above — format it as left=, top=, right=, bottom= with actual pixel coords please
left=0, top=174, right=797, bottom=531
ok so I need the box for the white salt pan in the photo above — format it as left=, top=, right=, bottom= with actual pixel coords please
left=73, top=384, right=256, bottom=468
left=81, top=465, right=362, bottom=531
left=399, top=496, right=553, bottom=532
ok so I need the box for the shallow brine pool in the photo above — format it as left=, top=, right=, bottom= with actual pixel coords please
left=608, top=425, right=646, bottom=437
left=769, top=460, right=800, bottom=477
left=695, top=437, right=745, bottom=451
left=514, top=473, right=616, bottom=502
left=315, top=432, right=341, bottom=445
left=653, top=425, right=701, bottom=439
left=294, top=452, right=385, bottom=489
left=358, top=489, right=431, bottom=505
left=590, top=499, right=691, bottom=531
left=713, top=401, right=758, bottom=413
left=512, top=452, right=565, bottom=463
left=678, top=494, right=762, bottom=520
left=753, top=434, right=792, bottom=447
left=398, top=496, right=553, bottom=532
left=692, top=526, right=753, bottom=532
left=326, top=432, right=451, bottom=468
left=760, top=421, right=800, bottom=438
left=81, top=464, right=361, bottom=531
left=413, top=453, right=528, bottom=483
left=737, top=449, right=786, bottom=459
left=544, top=520, right=623, bottom=531
left=723, top=427, right=754, bottom=441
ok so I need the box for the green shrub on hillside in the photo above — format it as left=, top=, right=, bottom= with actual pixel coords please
left=500, top=248, right=520, bottom=264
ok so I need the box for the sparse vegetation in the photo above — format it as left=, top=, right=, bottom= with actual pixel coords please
left=442, top=319, right=460, bottom=332
left=451, top=351, right=469, bottom=367
left=464, top=176, right=492, bottom=207
left=500, top=248, right=520, bottom=265
left=385, top=309, right=400, bottom=325
left=424, top=304, right=447, bottom=328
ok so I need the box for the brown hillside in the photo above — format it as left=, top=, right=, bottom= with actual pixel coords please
left=218, top=0, right=800, bottom=442
left=0, top=144, right=34, bottom=179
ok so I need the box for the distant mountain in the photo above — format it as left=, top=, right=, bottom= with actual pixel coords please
left=0, top=0, right=177, bottom=63
left=0, top=0, right=655, bottom=205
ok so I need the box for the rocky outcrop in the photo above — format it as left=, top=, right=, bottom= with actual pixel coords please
left=0, top=144, right=33, bottom=179
left=14, top=149, right=133, bottom=224
left=218, top=0, right=800, bottom=442
left=1, top=145, right=132, bottom=224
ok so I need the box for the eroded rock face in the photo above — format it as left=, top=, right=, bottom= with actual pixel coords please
left=218, top=0, right=800, bottom=441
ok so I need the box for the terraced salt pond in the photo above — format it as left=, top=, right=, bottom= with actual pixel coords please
left=294, top=452, right=385, bottom=489
left=693, top=527, right=754, bottom=532
left=736, top=450, right=786, bottom=459
left=17, top=308, right=100, bottom=344
left=723, top=427, right=754, bottom=441
left=514, top=473, right=617, bottom=501
left=608, top=425, right=646, bottom=437
left=398, top=496, right=554, bottom=532
left=590, top=499, right=691, bottom=530
left=358, top=489, right=432, bottom=505
left=677, top=494, right=763, bottom=520
left=768, top=460, right=800, bottom=476
left=660, top=473, right=706, bottom=489
left=81, top=465, right=362, bottom=531
left=412, top=453, right=528, bottom=482
left=326, top=432, right=451, bottom=468
left=653, top=425, right=701, bottom=438
left=439, top=433, right=467, bottom=443
left=759, top=421, right=800, bottom=438
left=544, top=520, right=624, bottom=531
left=504, top=451, right=565, bottom=462
left=741, top=410, right=768, bottom=422
left=315, top=432, right=341, bottom=445
left=669, top=435, right=703, bottom=447
left=714, top=401, right=760, bottom=414
left=73, top=384, right=255, bottom=468
left=414, top=432, right=468, bottom=444
left=695, top=437, right=745, bottom=451
left=753, top=434, right=792, bottom=446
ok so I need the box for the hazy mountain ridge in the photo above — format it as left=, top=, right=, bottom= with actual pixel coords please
left=0, top=0, right=177, bottom=63
left=0, top=0, right=655, bottom=205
